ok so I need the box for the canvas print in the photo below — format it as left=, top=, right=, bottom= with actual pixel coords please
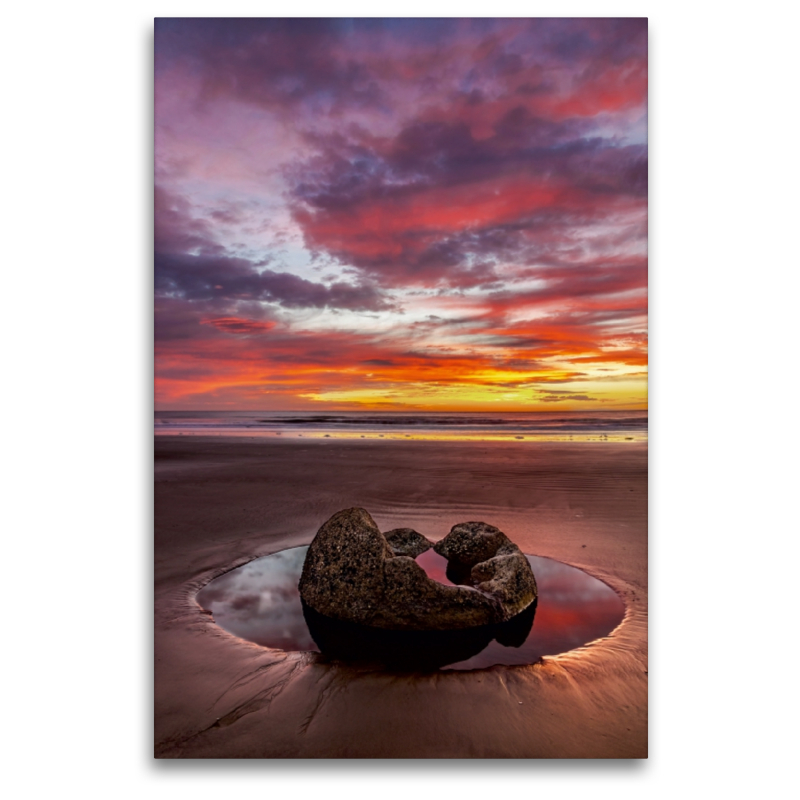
left=154, top=18, right=648, bottom=758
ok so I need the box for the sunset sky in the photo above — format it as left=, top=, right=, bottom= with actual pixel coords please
left=155, top=18, right=647, bottom=411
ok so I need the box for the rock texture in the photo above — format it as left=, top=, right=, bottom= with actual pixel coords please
left=297, top=507, right=392, bottom=625
left=299, top=508, right=537, bottom=631
left=384, top=527, right=432, bottom=558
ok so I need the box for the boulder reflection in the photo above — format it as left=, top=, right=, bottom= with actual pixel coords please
left=302, top=599, right=537, bottom=670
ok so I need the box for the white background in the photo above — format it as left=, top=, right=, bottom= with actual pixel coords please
left=3, top=0, right=798, bottom=796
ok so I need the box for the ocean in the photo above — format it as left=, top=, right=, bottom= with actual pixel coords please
left=154, top=409, right=647, bottom=442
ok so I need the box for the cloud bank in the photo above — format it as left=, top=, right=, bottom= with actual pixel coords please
left=155, top=18, right=647, bottom=410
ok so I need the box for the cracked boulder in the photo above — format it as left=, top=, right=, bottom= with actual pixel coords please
left=298, top=508, right=537, bottom=631
left=434, top=521, right=539, bottom=620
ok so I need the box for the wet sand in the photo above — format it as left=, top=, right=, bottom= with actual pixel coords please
left=155, top=436, right=647, bottom=758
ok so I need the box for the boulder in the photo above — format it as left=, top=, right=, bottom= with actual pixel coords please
left=435, top=521, right=538, bottom=619
left=434, top=520, right=512, bottom=566
left=384, top=527, right=432, bottom=558
left=297, top=507, right=391, bottom=625
left=299, top=508, right=537, bottom=631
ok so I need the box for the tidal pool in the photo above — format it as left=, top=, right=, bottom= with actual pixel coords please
left=197, top=546, right=624, bottom=671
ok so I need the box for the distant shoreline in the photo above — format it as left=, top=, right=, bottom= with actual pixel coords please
left=154, top=408, right=647, bottom=443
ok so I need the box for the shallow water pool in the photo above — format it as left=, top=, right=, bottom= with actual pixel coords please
left=197, top=546, right=624, bottom=670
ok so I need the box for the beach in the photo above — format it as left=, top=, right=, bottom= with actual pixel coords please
left=155, top=435, right=647, bottom=758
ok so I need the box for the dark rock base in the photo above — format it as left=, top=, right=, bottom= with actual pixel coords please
left=302, top=599, right=537, bottom=671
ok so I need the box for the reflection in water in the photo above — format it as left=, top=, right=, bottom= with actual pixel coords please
left=302, top=598, right=536, bottom=671
left=196, top=546, right=624, bottom=671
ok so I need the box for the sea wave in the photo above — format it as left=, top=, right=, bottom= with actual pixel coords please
left=156, top=410, right=647, bottom=437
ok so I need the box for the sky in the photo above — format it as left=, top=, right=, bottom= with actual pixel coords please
left=154, top=18, right=647, bottom=412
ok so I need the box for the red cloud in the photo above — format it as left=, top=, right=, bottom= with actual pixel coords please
left=202, top=317, right=277, bottom=335
left=155, top=19, right=648, bottom=410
